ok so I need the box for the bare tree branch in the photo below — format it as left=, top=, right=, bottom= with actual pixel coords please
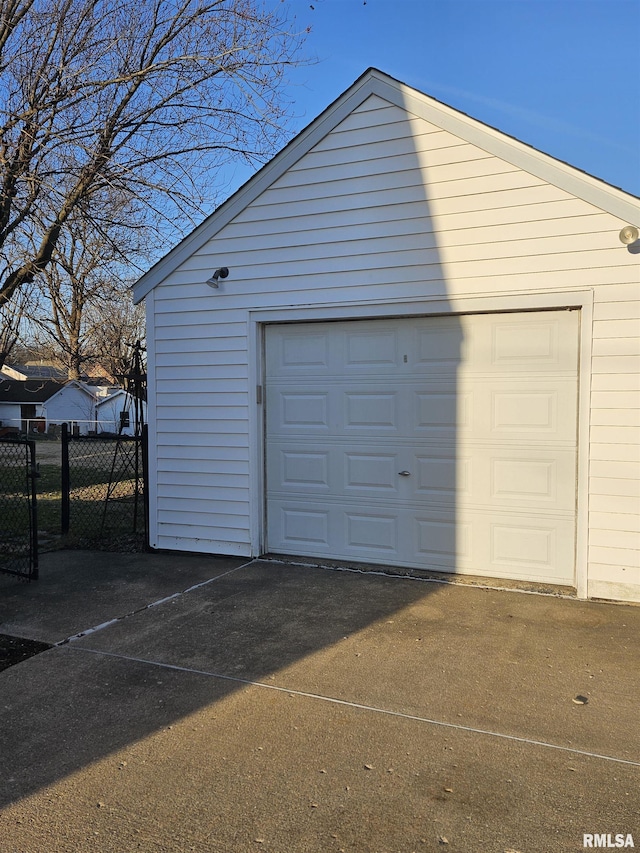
left=0, top=0, right=307, bottom=316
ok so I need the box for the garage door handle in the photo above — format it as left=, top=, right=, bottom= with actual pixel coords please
left=398, top=471, right=411, bottom=477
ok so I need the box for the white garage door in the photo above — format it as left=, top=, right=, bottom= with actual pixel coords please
left=265, top=311, right=579, bottom=585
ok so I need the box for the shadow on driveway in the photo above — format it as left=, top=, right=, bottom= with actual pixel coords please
left=0, top=550, right=638, bottom=852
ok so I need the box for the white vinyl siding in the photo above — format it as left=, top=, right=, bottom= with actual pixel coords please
left=588, top=295, right=640, bottom=598
left=145, top=91, right=640, bottom=600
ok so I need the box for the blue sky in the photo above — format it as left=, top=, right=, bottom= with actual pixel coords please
left=235, top=0, right=640, bottom=198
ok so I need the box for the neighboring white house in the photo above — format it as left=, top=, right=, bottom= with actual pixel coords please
left=43, top=380, right=97, bottom=435
left=132, top=69, right=640, bottom=603
left=42, top=381, right=144, bottom=435
left=95, top=388, right=145, bottom=436
left=0, top=379, right=60, bottom=434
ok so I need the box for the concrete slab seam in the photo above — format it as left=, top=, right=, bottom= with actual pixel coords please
left=70, top=646, right=640, bottom=769
left=53, top=559, right=258, bottom=647
left=260, top=557, right=579, bottom=601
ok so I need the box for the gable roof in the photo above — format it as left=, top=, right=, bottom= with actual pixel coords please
left=0, top=379, right=62, bottom=404
left=44, top=380, right=97, bottom=404
left=95, top=388, right=126, bottom=407
left=132, top=67, right=640, bottom=304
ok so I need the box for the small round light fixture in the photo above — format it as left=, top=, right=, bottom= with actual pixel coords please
left=619, top=225, right=639, bottom=245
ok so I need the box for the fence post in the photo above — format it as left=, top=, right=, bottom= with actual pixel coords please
left=142, top=424, right=150, bottom=549
left=61, top=423, right=70, bottom=534
left=27, top=439, right=39, bottom=580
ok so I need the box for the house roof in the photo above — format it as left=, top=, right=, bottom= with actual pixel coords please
left=0, top=379, right=62, bottom=404
left=132, top=67, right=640, bottom=304
left=1, top=363, right=68, bottom=381
left=43, top=380, right=98, bottom=405
left=95, top=389, right=126, bottom=407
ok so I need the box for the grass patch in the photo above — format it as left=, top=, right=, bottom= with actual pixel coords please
left=0, top=458, right=146, bottom=553
left=37, top=464, right=62, bottom=535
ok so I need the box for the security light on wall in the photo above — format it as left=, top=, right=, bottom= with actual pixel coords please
left=206, top=267, right=229, bottom=287
left=619, top=226, right=639, bottom=245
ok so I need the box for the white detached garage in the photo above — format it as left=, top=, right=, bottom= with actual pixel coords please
left=133, top=69, right=640, bottom=603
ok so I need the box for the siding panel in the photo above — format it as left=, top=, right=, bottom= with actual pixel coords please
left=590, top=512, right=640, bottom=533
left=590, top=460, right=640, bottom=479
left=590, top=409, right=640, bottom=427
left=591, top=391, right=640, bottom=408
left=589, top=546, right=640, bottom=567
left=182, top=231, right=622, bottom=273
left=590, top=495, right=640, bottom=514
left=592, top=337, right=640, bottom=357
left=590, top=529, right=640, bottom=550
left=590, top=426, right=640, bottom=444
left=590, top=477, right=640, bottom=497
left=222, top=199, right=605, bottom=241
left=593, top=319, right=640, bottom=338
left=593, top=302, right=640, bottom=321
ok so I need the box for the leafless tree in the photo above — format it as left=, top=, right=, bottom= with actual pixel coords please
left=0, top=0, right=306, bottom=342
left=85, top=288, right=146, bottom=384
left=0, top=281, right=39, bottom=365
left=29, top=210, right=144, bottom=379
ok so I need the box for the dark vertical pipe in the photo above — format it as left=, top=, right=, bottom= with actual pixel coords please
left=61, top=423, right=70, bottom=534
left=28, top=440, right=39, bottom=580
left=142, top=423, right=150, bottom=549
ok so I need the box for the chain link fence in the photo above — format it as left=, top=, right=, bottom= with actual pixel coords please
left=0, top=438, right=38, bottom=580
left=61, top=425, right=147, bottom=549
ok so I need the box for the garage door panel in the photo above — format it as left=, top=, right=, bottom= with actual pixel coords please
left=456, top=377, right=577, bottom=443
left=491, top=521, right=556, bottom=568
left=280, top=449, right=330, bottom=489
left=345, top=452, right=400, bottom=492
left=413, top=510, right=574, bottom=583
left=412, top=447, right=575, bottom=510
left=268, top=500, right=575, bottom=586
left=269, top=499, right=574, bottom=585
left=269, top=440, right=405, bottom=497
left=265, top=311, right=578, bottom=585
left=415, top=518, right=470, bottom=565
left=406, top=312, right=578, bottom=375
left=467, top=447, right=576, bottom=510
left=267, top=329, right=331, bottom=375
left=268, top=498, right=405, bottom=559
left=414, top=391, right=463, bottom=430
left=488, top=516, right=576, bottom=583
left=488, top=385, right=576, bottom=440
left=346, top=511, right=399, bottom=552
left=280, top=505, right=330, bottom=546
left=492, top=389, right=559, bottom=433
left=413, top=319, right=463, bottom=369
left=414, top=454, right=468, bottom=499
left=467, top=311, right=578, bottom=374
left=344, top=391, right=399, bottom=430
left=280, top=392, right=330, bottom=430
left=489, top=316, right=575, bottom=371
left=266, top=321, right=409, bottom=377
left=345, top=327, right=402, bottom=370
left=271, top=440, right=406, bottom=495
left=490, top=454, right=567, bottom=505
left=269, top=384, right=460, bottom=439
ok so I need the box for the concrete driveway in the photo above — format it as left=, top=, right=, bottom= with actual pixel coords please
left=0, top=550, right=638, bottom=852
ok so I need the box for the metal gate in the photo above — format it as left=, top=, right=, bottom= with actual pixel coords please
left=60, top=425, right=147, bottom=546
left=0, top=438, right=39, bottom=580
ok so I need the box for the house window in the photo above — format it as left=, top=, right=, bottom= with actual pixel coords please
left=119, top=410, right=130, bottom=429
